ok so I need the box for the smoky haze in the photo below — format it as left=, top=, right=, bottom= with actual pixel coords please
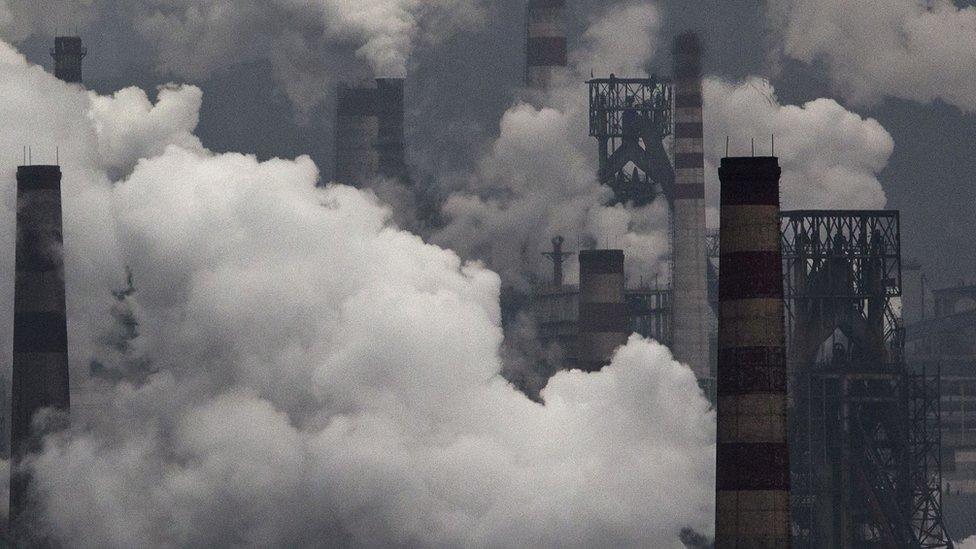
left=0, top=0, right=972, bottom=546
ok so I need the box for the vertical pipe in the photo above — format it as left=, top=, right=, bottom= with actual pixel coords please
left=577, top=250, right=627, bottom=372
left=10, top=165, right=71, bottom=537
left=525, top=0, right=567, bottom=90
left=716, top=156, right=790, bottom=548
left=671, top=32, right=710, bottom=380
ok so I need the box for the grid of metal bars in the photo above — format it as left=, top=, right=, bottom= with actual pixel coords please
left=781, top=210, right=952, bottom=548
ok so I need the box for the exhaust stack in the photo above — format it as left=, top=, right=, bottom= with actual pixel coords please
left=716, top=156, right=790, bottom=548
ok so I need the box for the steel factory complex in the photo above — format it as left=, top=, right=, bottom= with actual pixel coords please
left=5, top=2, right=975, bottom=547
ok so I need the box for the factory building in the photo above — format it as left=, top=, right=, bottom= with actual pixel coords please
left=51, top=36, right=86, bottom=84
left=715, top=156, right=790, bottom=548
left=9, top=165, right=71, bottom=541
left=525, top=0, right=567, bottom=90
left=334, top=78, right=406, bottom=188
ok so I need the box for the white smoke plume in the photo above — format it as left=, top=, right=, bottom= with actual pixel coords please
left=0, top=39, right=716, bottom=547
left=959, top=535, right=976, bottom=549
left=702, top=77, right=893, bottom=226
left=434, top=1, right=670, bottom=291
left=769, top=0, right=976, bottom=112
left=0, top=0, right=484, bottom=111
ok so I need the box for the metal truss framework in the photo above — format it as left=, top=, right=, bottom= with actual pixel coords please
left=782, top=210, right=952, bottom=548
left=587, top=76, right=673, bottom=207
left=627, top=287, right=671, bottom=345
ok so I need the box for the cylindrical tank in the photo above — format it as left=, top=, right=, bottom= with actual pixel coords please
left=10, top=165, right=71, bottom=536
left=716, top=156, right=790, bottom=548
left=526, top=0, right=567, bottom=90
left=577, top=249, right=627, bottom=372
left=671, top=31, right=710, bottom=380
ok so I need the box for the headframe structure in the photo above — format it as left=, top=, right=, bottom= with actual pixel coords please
left=782, top=210, right=953, bottom=548
left=587, top=75, right=674, bottom=207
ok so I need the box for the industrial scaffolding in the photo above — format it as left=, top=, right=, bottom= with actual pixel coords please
left=782, top=210, right=952, bottom=548
left=587, top=76, right=673, bottom=207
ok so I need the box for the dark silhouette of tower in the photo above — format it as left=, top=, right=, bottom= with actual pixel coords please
left=577, top=249, right=627, bottom=372
left=334, top=78, right=406, bottom=188
left=9, top=165, right=70, bottom=541
left=51, top=36, right=86, bottom=84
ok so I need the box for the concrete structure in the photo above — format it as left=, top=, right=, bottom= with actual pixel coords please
left=10, top=165, right=71, bottom=538
left=51, top=36, right=86, bottom=84
left=671, top=32, right=710, bottom=381
left=577, top=250, right=628, bottom=372
left=716, top=157, right=790, bottom=548
left=525, top=0, right=566, bottom=90
left=334, top=78, right=406, bottom=188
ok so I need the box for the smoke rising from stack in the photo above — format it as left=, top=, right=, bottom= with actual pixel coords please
left=0, top=1, right=914, bottom=545
left=0, top=39, right=717, bottom=546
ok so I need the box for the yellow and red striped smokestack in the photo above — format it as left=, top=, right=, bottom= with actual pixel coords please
left=716, top=156, right=790, bottom=548
left=525, top=0, right=567, bottom=90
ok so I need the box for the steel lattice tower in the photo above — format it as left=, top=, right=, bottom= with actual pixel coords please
left=782, top=210, right=953, bottom=548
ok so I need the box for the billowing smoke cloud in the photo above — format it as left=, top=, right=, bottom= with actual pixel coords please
left=0, top=39, right=715, bottom=547
left=0, top=0, right=484, bottom=111
left=769, top=0, right=976, bottom=112
left=433, top=1, right=670, bottom=291
left=702, top=77, right=893, bottom=225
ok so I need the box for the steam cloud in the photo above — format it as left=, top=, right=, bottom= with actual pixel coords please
left=0, top=0, right=908, bottom=546
left=0, top=0, right=484, bottom=111
left=0, top=40, right=715, bottom=547
left=769, top=0, right=976, bottom=112
left=702, top=77, right=893, bottom=225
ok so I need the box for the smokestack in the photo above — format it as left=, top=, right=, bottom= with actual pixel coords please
left=10, top=165, right=71, bottom=538
left=51, top=36, right=86, bottom=84
left=525, top=0, right=567, bottom=89
left=577, top=249, right=627, bottom=372
left=670, top=31, right=710, bottom=380
left=716, top=157, right=789, bottom=548
left=334, top=78, right=406, bottom=188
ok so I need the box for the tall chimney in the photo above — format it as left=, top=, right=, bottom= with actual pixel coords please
left=525, top=0, right=567, bottom=90
left=334, top=78, right=406, bottom=188
left=9, top=165, right=71, bottom=538
left=671, top=32, right=710, bottom=380
left=577, top=249, right=628, bottom=372
left=716, top=156, right=790, bottom=548
left=51, top=36, right=86, bottom=84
